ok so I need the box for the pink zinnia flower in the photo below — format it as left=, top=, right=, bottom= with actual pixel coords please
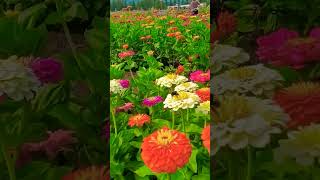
left=119, top=79, right=130, bottom=88
left=118, top=50, right=135, bottom=59
left=116, top=102, right=134, bottom=113
left=256, top=27, right=320, bottom=69
left=142, top=96, right=163, bottom=107
left=189, top=70, right=210, bottom=83
left=30, top=58, right=63, bottom=84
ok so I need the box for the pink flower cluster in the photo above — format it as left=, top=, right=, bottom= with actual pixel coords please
left=31, top=58, right=63, bottom=84
left=119, top=79, right=130, bottom=88
left=189, top=70, right=210, bottom=83
left=16, top=130, right=77, bottom=168
left=116, top=102, right=134, bottom=113
left=118, top=50, right=135, bottom=59
left=256, top=28, right=320, bottom=69
left=142, top=96, right=163, bottom=107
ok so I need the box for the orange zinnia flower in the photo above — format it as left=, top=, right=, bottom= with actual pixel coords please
left=176, top=35, right=184, bottom=40
left=273, top=82, right=320, bottom=129
left=145, top=35, right=152, bottom=39
left=141, top=127, right=192, bottom=173
left=167, top=27, right=178, bottom=32
left=167, top=33, right=176, bottom=37
left=175, top=31, right=182, bottom=36
left=196, top=88, right=210, bottom=102
left=140, top=36, right=146, bottom=40
left=122, top=44, right=129, bottom=49
left=211, top=11, right=237, bottom=43
left=175, top=65, right=184, bottom=74
left=128, top=114, right=151, bottom=127
left=201, top=125, right=210, bottom=153
left=118, top=50, right=135, bottom=59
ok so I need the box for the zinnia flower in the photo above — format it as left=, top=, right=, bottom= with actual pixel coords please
left=141, top=127, right=192, bottom=173
left=274, top=124, right=320, bottom=166
left=163, top=91, right=200, bottom=111
left=0, top=58, right=40, bottom=101
left=128, top=114, right=151, bottom=127
left=110, top=79, right=130, bottom=94
left=175, top=65, right=184, bottom=74
left=212, top=95, right=288, bottom=154
left=147, top=51, right=154, bottom=56
left=122, top=44, right=129, bottom=49
left=273, top=82, right=320, bottom=129
left=214, top=64, right=283, bottom=98
left=201, top=125, right=210, bottom=153
left=189, top=70, right=210, bottom=84
left=155, top=74, right=188, bottom=88
left=174, top=82, right=199, bottom=92
left=195, top=88, right=210, bottom=102
left=118, top=50, right=135, bottom=59
left=142, top=96, right=163, bottom=107
left=211, top=44, right=250, bottom=74
left=196, top=101, right=210, bottom=114
left=62, top=166, right=109, bottom=180
left=256, top=27, right=320, bottom=69
left=30, top=58, right=64, bottom=84
left=116, top=102, right=134, bottom=113
left=211, top=11, right=237, bottom=43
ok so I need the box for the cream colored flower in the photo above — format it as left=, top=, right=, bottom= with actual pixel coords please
left=110, top=79, right=129, bottom=94
left=174, top=82, right=198, bottom=92
left=196, top=101, right=210, bottom=114
left=274, top=124, right=320, bottom=166
left=163, top=91, right=200, bottom=111
left=213, top=64, right=283, bottom=98
left=155, top=74, right=188, bottom=88
left=212, top=95, right=288, bottom=155
left=211, top=44, right=250, bottom=74
left=0, top=59, right=40, bottom=101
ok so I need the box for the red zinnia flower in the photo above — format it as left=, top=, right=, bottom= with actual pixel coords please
left=167, top=33, right=176, bottom=37
left=128, top=114, right=151, bottom=127
left=175, top=65, right=184, bottom=74
left=62, top=166, right=109, bottom=180
left=211, top=11, right=237, bottom=43
left=189, top=70, right=210, bottom=83
left=201, top=125, right=210, bottom=153
left=141, top=127, right=192, bottom=173
left=273, top=82, right=320, bottom=129
left=195, top=88, right=210, bottom=102
left=118, top=50, right=135, bottom=59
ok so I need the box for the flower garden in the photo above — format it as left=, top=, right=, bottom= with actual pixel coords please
left=212, top=0, right=320, bottom=179
left=110, top=7, right=211, bottom=179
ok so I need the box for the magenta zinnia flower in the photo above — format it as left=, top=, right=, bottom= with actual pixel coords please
left=189, top=70, right=210, bottom=83
left=142, top=96, right=163, bottom=107
left=116, top=102, right=134, bottom=113
left=119, top=79, right=130, bottom=88
left=256, top=27, right=320, bottom=69
left=31, top=58, right=63, bottom=84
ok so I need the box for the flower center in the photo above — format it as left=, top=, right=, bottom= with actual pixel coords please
left=228, top=67, right=256, bottom=80
left=173, top=92, right=189, bottom=100
left=166, top=74, right=177, bottom=79
left=182, top=82, right=191, bottom=87
left=156, top=129, right=177, bottom=145
left=287, top=37, right=316, bottom=46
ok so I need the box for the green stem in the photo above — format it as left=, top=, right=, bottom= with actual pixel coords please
left=171, top=111, right=175, bottom=129
left=111, top=109, right=117, bottom=135
left=167, top=174, right=171, bottom=180
left=1, top=145, right=16, bottom=180
left=186, top=108, right=189, bottom=122
left=149, top=107, right=153, bottom=119
left=247, top=146, right=252, bottom=180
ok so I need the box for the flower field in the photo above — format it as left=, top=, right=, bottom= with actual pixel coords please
left=110, top=8, right=211, bottom=179
left=212, top=0, right=320, bottom=179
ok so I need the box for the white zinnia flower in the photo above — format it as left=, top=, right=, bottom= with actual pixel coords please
left=196, top=100, right=210, bottom=114
left=213, top=64, right=283, bottom=98
left=110, top=79, right=128, bottom=94
left=155, top=74, right=188, bottom=88
left=0, top=59, right=40, bottom=101
left=163, top=91, right=200, bottom=111
left=211, top=44, right=250, bottom=74
left=274, top=124, right=320, bottom=166
left=212, top=95, right=289, bottom=155
left=174, top=82, right=198, bottom=92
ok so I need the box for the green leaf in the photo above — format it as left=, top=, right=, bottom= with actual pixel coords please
left=44, top=12, right=62, bottom=25
left=17, top=3, right=47, bottom=26
left=186, top=124, right=202, bottom=134
left=63, top=2, right=88, bottom=21
left=130, top=141, right=141, bottom=149
left=188, top=149, right=198, bottom=173
left=134, top=165, right=154, bottom=177
left=110, top=161, right=125, bottom=177
left=192, top=174, right=210, bottom=180
left=152, top=119, right=171, bottom=128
